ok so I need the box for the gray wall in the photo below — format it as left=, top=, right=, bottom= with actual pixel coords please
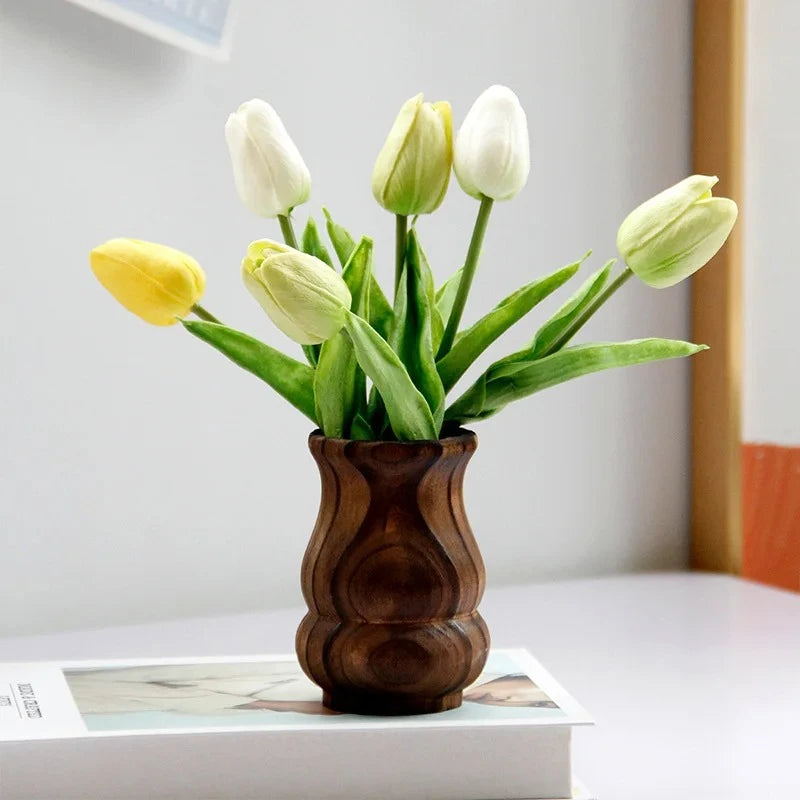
left=0, top=0, right=693, bottom=636
left=744, top=1, right=800, bottom=446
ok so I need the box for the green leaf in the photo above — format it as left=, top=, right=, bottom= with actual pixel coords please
left=350, top=413, right=374, bottom=440
left=302, top=344, right=319, bottom=367
left=527, top=256, right=610, bottom=359
left=314, top=331, right=358, bottom=438
left=341, top=237, right=374, bottom=424
left=389, top=230, right=446, bottom=428
left=344, top=312, right=437, bottom=441
left=436, top=257, right=585, bottom=393
left=301, top=217, right=334, bottom=268
left=369, top=276, right=394, bottom=340
left=436, top=266, right=464, bottom=331
left=412, top=237, right=444, bottom=350
left=298, top=217, right=330, bottom=366
left=182, top=320, right=316, bottom=423
left=445, top=338, right=708, bottom=424
left=322, top=207, right=356, bottom=268
left=342, top=237, right=372, bottom=316
left=324, top=208, right=393, bottom=338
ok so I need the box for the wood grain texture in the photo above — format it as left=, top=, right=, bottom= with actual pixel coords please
left=742, top=443, right=800, bottom=592
left=691, top=0, right=746, bottom=573
left=296, top=429, right=489, bottom=715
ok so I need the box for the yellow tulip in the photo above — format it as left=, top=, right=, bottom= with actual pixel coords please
left=90, top=239, right=205, bottom=326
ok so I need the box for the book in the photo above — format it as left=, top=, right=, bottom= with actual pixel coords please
left=0, top=648, right=592, bottom=799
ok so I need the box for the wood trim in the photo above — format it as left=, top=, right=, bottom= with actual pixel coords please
left=690, top=0, right=746, bottom=572
left=742, top=444, right=800, bottom=591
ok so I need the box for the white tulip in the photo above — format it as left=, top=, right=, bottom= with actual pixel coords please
left=454, top=85, right=530, bottom=201
left=225, top=99, right=311, bottom=218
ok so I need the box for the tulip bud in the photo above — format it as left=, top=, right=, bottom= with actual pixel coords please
left=616, top=175, right=738, bottom=288
left=90, top=238, right=205, bottom=326
left=454, top=85, right=530, bottom=201
left=242, top=240, right=351, bottom=345
left=225, top=99, right=311, bottom=218
left=371, top=93, right=453, bottom=215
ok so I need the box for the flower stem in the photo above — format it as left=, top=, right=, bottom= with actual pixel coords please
left=437, top=195, right=494, bottom=359
left=541, top=266, right=634, bottom=356
left=191, top=304, right=222, bottom=324
left=278, top=214, right=299, bottom=249
left=394, top=214, right=408, bottom=297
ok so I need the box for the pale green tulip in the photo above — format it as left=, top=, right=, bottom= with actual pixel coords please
left=371, top=94, right=452, bottom=215
left=617, top=175, right=738, bottom=288
left=243, top=240, right=351, bottom=345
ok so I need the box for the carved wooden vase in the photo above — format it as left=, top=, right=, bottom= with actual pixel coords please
left=296, top=428, right=490, bottom=715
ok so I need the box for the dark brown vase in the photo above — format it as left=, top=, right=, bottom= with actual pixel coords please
left=296, top=428, right=489, bottom=715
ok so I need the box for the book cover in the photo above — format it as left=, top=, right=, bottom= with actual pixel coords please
left=0, top=649, right=592, bottom=799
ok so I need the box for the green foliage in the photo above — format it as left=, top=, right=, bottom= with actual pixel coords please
left=526, top=257, right=611, bottom=358
left=181, top=320, right=316, bottom=422
left=313, top=237, right=374, bottom=438
left=435, top=266, right=464, bottom=331
left=446, top=339, right=707, bottom=424
left=322, top=207, right=356, bottom=267
left=435, top=255, right=587, bottom=392
left=301, top=216, right=334, bottom=268
left=181, top=203, right=711, bottom=442
left=389, top=230, right=446, bottom=428
left=323, top=207, right=393, bottom=339
left=297, top=216, right=333, bottom=367
left=344, top=312, right=437, bottom=441
left=314, top=331, right=358, bottom=438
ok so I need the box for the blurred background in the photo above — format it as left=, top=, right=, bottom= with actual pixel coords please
left=1, top=0, right=700, bottom=636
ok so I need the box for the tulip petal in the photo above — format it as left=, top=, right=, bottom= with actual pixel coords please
left=630, top=196, right=738, bottom=288
left=90, top=239, right=205, bottom=326
left=454, top=85, right=530, bottom=202
left=616, top=175, right=719, bottom=262
left=225, top=99, right=311, bottom=219
left=371, top=94, right=453, bottom=215
left=243, top=264, right=317, bottom=343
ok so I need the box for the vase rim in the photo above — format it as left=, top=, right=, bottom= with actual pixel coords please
left=308, top=427, right=476, bottom=446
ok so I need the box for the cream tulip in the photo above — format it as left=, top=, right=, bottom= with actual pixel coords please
left=242, top=240, right=351, bottom=345
left=225, top=99, right=311, bottom=218
left=454, top=85, right=530, bottom=201
left=617, top=175, right=738, bottom=288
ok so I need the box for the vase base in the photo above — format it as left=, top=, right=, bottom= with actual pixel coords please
left=323, top=689, right=463, bottom=716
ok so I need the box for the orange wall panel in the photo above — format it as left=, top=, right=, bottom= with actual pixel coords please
left=742, top=443, right=800, bottom=592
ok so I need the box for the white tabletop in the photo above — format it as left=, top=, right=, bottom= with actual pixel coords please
left=1, top=572, right=798, bottom=800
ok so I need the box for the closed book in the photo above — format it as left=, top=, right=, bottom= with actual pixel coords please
left=0, top=648, right=592, bottom=799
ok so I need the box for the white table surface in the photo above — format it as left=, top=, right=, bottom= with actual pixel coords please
left=1, top=572, right=798, bottom=800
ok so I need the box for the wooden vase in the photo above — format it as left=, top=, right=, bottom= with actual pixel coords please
left=296, top=429, right=490, bottom=716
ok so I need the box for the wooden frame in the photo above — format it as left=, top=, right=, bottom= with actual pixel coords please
left=690, top=0, right=746, bottom=573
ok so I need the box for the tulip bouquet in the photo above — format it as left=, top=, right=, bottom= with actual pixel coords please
left=90, top=86, right=737, bottom=442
